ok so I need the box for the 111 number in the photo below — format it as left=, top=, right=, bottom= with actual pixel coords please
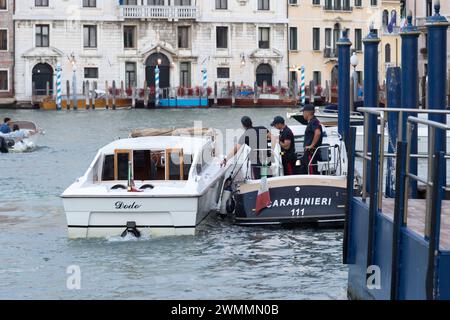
left=291, top=208, right=305, bottom=216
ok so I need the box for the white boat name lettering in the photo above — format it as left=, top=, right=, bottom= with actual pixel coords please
left=268, top=197, right=332, bottom=208
left=115, top=201, right=142, bottom=210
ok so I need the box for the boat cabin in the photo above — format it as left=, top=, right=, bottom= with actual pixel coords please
left=90, top=136, right=214, bottom=184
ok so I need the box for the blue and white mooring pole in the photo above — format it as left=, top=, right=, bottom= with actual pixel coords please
left=202, top=68, right=208, bottom=97
left=56, top=63, right=62, bottom=111
left=72, top=63, right=77, bottom=111
left=155, top=65, right=160, bottom=107
left=299, top=66, right=306, bottom=106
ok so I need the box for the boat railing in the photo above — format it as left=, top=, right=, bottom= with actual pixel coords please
left=318, top=108, right=363, bottom=117
left=307, top=144, right=343, bottom=176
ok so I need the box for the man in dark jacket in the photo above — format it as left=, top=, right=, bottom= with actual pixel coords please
left=297, top=104, right=323, bottom=174
left=270, top=116, right=296, bottom=176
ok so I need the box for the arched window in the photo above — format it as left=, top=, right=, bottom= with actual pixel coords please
left=391, top=10, right=397, bottom=26
left=385, top=44, right=391, bottom=63
left=382, top=10, right=389, bottom=27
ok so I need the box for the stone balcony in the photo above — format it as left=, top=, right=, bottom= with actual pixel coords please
left=120, top=5, right=199, bottom=20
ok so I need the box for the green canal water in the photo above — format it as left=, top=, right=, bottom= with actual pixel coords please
left=0, top=108, right=348, bottom=299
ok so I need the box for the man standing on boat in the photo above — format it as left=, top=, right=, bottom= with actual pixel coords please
left=270, top=116, right=296, bottom=176
left=221, top=116, right=270, bottom=179
left=297, top=104, right=323, bottom=175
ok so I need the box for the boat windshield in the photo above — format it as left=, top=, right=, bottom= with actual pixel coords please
left=101, top=149, right=193, bottom=182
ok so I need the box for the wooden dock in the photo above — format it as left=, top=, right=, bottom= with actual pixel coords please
left=381, top=199, right=450, bottom=249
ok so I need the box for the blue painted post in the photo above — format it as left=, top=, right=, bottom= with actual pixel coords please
left=386, top=67, right=402, bottom=198
left=155, top=65, right=160, bottom=107
left=363, top=27, right=381, bottom=193
left=56, top=64, right=62, bottom=111
left=337, top=29, right=352, bottom=147
left=300, top=66, right=306, bottom=106
left=202, top=68, right=208, bottom=97
left=72, top=64, right=77, bottom=111
left=400, top=13, right=420, bottom=198
left=427, top=1, right=449, bottom=182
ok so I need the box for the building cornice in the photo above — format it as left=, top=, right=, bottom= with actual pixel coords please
left=13, top=15, right=120, bottom=22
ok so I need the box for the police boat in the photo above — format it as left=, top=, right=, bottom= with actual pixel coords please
left=220, top=125, right=348, bottom=227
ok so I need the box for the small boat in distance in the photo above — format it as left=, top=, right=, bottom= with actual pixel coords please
left=61, top=129, right=227, bottom=239
left=288, top=105, right=364, bottom=127
left=0, top=121, right=42, bottom=153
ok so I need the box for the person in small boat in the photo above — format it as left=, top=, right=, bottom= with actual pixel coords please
left=297, top=104, right=323, bottom=175
left=9, top=124, right=27, bottom=140
left=0, top=118, right=12, bottom=134
left=221, top=116, right=270, bottom=178
left=269, top=116, right=296, bottom=176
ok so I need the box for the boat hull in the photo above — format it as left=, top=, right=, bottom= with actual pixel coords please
left=63, top=180, right=223, bottom=239
left=233, top=176, right=347, bottom=226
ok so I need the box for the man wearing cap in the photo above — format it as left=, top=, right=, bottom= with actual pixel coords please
left=221, top=116, right=270, bottom=178
left=270, top=116, right=296, bottom=176
left=297, top=104, right=323, bottom=175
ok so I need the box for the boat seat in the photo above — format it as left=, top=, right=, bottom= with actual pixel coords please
left=319, top=144, right=332, bottom=162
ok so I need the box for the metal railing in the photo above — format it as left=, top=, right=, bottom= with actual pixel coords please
left=307, top=144, right=343, bottom=176
left=405, top=116, right=450, bottom=236
left=356, top=107, right=450, bottom=214
left=120, top=5, right=199, bottom=20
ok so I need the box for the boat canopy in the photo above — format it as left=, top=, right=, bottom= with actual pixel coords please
left=99, top=136, right=209, bottom=155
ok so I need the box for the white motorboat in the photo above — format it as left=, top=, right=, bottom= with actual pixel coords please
left=61, top=130, right=227, bottom=239
left=0, top=121, right=41, bottom=153
left=287, top=108, right=364, bottom=127
left=222, top=125, right=349, bottom=226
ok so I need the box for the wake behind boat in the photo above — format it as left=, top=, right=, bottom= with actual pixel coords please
left=61, top=129, right=227, bottom=239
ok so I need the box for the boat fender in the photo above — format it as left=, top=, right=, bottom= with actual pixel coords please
left=121, top=221, right=141, bottom=238
left=140, top=184, right=155, bottom=190
left=0, top=137, right=8, bottom=153
left=220, top=178, right=233, bottom=215
left=226, top=197, right=236, bottom=214
left=220, top=190, right=232, bottom=215
left=111, top=184, right=127, bottom=190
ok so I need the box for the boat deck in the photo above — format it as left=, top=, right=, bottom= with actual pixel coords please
left=381, top=199, right=450, bottom=250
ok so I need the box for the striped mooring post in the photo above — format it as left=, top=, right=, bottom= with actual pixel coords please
left=202, top=68, right=208, bottom=97
left=56, top=63, right=62, bottom=111
left=155, top=65, right=160, bottom=107
left=299, top=66, right=306, bottom=106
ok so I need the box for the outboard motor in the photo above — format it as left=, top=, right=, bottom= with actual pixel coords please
left=0, top=137, right=9, bottom=153
left=121, top=221, right=141, bottom=238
